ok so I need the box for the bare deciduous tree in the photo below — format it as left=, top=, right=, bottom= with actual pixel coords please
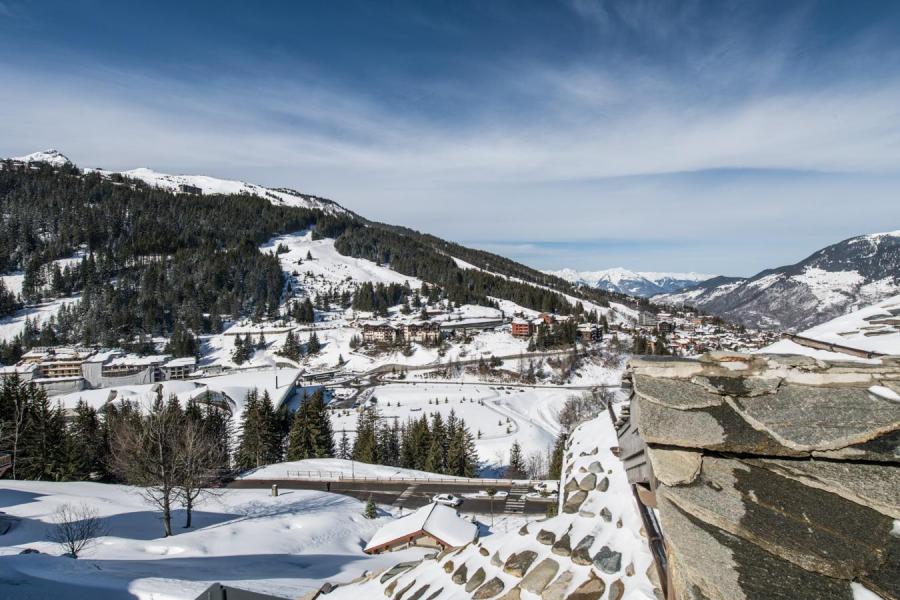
left=50, top=502, right=108, bottom=558
left=175, top=418, right=222, bottom=528
left=525, top=451, right=547, bottom=480
left=109, top=399, right=182, bottom=537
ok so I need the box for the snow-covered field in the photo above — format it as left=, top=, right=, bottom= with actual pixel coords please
left=0, top=481, right=427, bottom=600
left=238, top=458, right=466, bottom=481
left=332, top=382, right=584, bottom=467
left=760, top=292, right=900, bottom=360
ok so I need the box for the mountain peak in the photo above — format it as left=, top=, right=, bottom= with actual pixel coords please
left=12, top=148, right=73, bottom=167
left=545, top=267, right=714, bottom=298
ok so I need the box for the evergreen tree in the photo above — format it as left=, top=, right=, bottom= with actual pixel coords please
left=506, top=440, right=527, bottom=479
left=351, top=408, right=379, bottom=463
left=337, top=430, right=351, bottom=460
left=307, top=331, right=321, bottom=354
left=548, top=433, right=566, bottom=480
left=69, top=400, right=105, bottom=479
left=363, top=495, right=377, bottom=519
left=280, top=330, right=302, bottom=362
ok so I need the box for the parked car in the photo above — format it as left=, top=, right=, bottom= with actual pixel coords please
left=432, top=493, right=463, bottom=507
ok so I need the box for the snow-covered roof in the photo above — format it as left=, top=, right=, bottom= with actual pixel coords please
left=164, top=357, right=198, bottom=368
left=364, top=503, right=476, bottom=553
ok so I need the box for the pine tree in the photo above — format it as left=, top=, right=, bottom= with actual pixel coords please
left=280, top=330, right=302, bottom=361
left=548, top=433, right=566, bottom=480
left=69, top=400, right=104, bottom=479
left=363, top=495, right=377, bottom=519
left=307, top=331, right=321, bottom=354
left=506, top=440, right=527, bottom=479
left=351, top=408, right=379, bottom=463
left=337, top=430, right=351, bottom=459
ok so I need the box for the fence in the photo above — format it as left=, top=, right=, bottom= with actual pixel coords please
left=282, top=469, right=537, bottom=486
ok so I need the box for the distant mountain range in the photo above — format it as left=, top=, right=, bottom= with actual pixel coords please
left=547, top=267, right=714, bottom=298
left=655, top=231, right=900, bottom=331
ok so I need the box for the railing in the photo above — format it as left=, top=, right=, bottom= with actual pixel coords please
left=783, top=333, right=886, bottom=359
left=280, top=469, right=537, bottom=486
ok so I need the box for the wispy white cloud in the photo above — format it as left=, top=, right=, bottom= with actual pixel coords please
left=1, top=4, right=899, bottom=274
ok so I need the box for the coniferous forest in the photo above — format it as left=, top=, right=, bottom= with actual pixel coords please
left=0, top=162, right=628, bottom=364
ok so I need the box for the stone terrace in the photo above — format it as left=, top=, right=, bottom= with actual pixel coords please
left=623, top=352, right=900, bottom=600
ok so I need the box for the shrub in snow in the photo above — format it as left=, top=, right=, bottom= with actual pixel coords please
left=50, top=502, right=108, bottom=559
left=364, top=496, right=378, bottom=519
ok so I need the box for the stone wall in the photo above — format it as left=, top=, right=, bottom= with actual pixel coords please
left=625, top=353, right=900, bottom=600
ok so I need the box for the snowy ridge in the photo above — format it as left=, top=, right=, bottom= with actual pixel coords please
left=655, top=231, right=900, bottom=331
left=90, top=167, right=349, bottom=215
left=548, top=267, right=714, bottom=298
left=11, top=148, right=72, bottom=167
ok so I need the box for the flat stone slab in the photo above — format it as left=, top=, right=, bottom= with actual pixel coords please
left=541, top=570, right=573, bottom=599
left=568, top=572, right=606, bottom=600
left=465, top=567, right=486, bottom=593
left=661, top=456, right=895, bottom=580
left=633, top=373, right=724, bottom=409
left=647, top=447, right=703, bottom=486
left=503, top=550, right=538, bottom=577
left=520, top=557, right=559, bottom=594
left=728, top=384, right=900, bottom=453
left=473, top=577, right=505, bottom=599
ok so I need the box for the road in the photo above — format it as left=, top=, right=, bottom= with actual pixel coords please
left=228, top=478, right=552, bottom=516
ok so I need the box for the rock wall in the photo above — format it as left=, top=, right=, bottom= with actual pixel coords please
left=625, top=353, right=900, bottom=600
left=327, top=410, right=661, bottom=599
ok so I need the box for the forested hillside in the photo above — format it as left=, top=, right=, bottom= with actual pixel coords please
left=0, top=161, right=630, bottom=363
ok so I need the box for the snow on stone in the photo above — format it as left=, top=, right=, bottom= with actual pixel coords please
left=759, top=293, right=900, bottom=359
left=239, top=458, right=465, bottom=481
left=364, top=503, right=477, bottom=552
left=329, top=409, right=657, bottom=599
left=0, top=480, right=427, bottom=599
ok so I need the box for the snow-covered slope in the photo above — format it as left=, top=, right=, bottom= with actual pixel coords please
left=91, top=167, right=349, bottom=214
left=0, top=480, right=426, bottom=599
left=549, top=267, right=713, bottom=298
left=11, top=148, right=73, bottom=167
left=655, top=231, right=900, bottom=331
left=759, top=293, right=900, bottom=360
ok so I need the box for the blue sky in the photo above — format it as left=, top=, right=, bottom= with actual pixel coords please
left=1, top=1, right=899, bottom=276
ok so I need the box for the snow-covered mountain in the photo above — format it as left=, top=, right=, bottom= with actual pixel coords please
left=760, top=293, right=900, bottom=360
left=548, top=267, right=714, bottom=297
left=12, top=148, right=73, bottom=167
left=656, top=231, right=900, bottom=331
left=9, top=149, right=349, bottom=215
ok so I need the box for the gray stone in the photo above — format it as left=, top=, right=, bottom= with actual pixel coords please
left=465, top=567, right=486, bottom=593
left=520, top=557, right=559, bottom=594
left=406, top=584, right=430, bottom=600
left=616, top=517, right=623, bottom=529
left=608, top=579, right=625, bottom=600
left=518, top=524, right=530, bottom=536
left=633, top=373, right=725, bottom=409
left=691, top=374, right=781, bottom=398
left=728, top=384, right=900, bottom=452
left=647, top=447, right=703, bottom=486
left=442, top=560, right=454, bottom=573
left=625, top=562, right=635, bottom=577
left=551, top=532, right=572, bottom=557
left=497, top=586, right=521, bottom=600
left=394, top=579, right=416, bottom=600
left=657, top=494, right=855, bottom=600
left=479, top=546, right=490, bottom=556
left=472, top=577, right=505, bottom=599
left=578, top=473, right=597, bottom=490
left=562, top=490, right=588, bottom=513
left=567, top=572, right=606, bottom=600
left=384, top=579, right=397, bottom=597
left=571, top=534, right=595, bottom=565
left=600, top=507, right=612, bottom=522
left=596, top=476, right=609, bottom=492
left=425, top=589, right=443, bottom=600
left=747, top=457, right=900, bottom=519
left=541, top=570, right=573, bottom=599
left=380, top=561, right=418, bottom=583
left=536, top=529, right=556, bottom=545
left=662, top=455, right=895, bottom=580
left=503, top=550, right=538, bottom=577
left=593, top=545, right=622, bottom=574
left=451, top=563, right=467, bottom=584
left=491, top=551, right=503, bottom=566
left=564, top=477, right=581, bottom=492
left=578, top=510, right=596, bottom=518
left=588, top=460, right=604, bottom=473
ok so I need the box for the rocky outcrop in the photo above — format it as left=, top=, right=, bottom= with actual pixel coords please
left=624, top=353, right=900, bottom=600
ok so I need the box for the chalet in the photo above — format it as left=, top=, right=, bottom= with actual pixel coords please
left=362, top=322, right=399, bottom=344
left=538, top=312, right=556, bottom=325
left=161, top=357, right=197, bottom=380
left=576, top=323, right=602, bottom=342
left=638, top=312, right=658, bottom=328
left=178, top=183, right=203, bottom=195
left=363, top=503, right=477, bottom=555
left=403, top=322, right=441, bottom=344
left=511, top=317, right=534, bottom=338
